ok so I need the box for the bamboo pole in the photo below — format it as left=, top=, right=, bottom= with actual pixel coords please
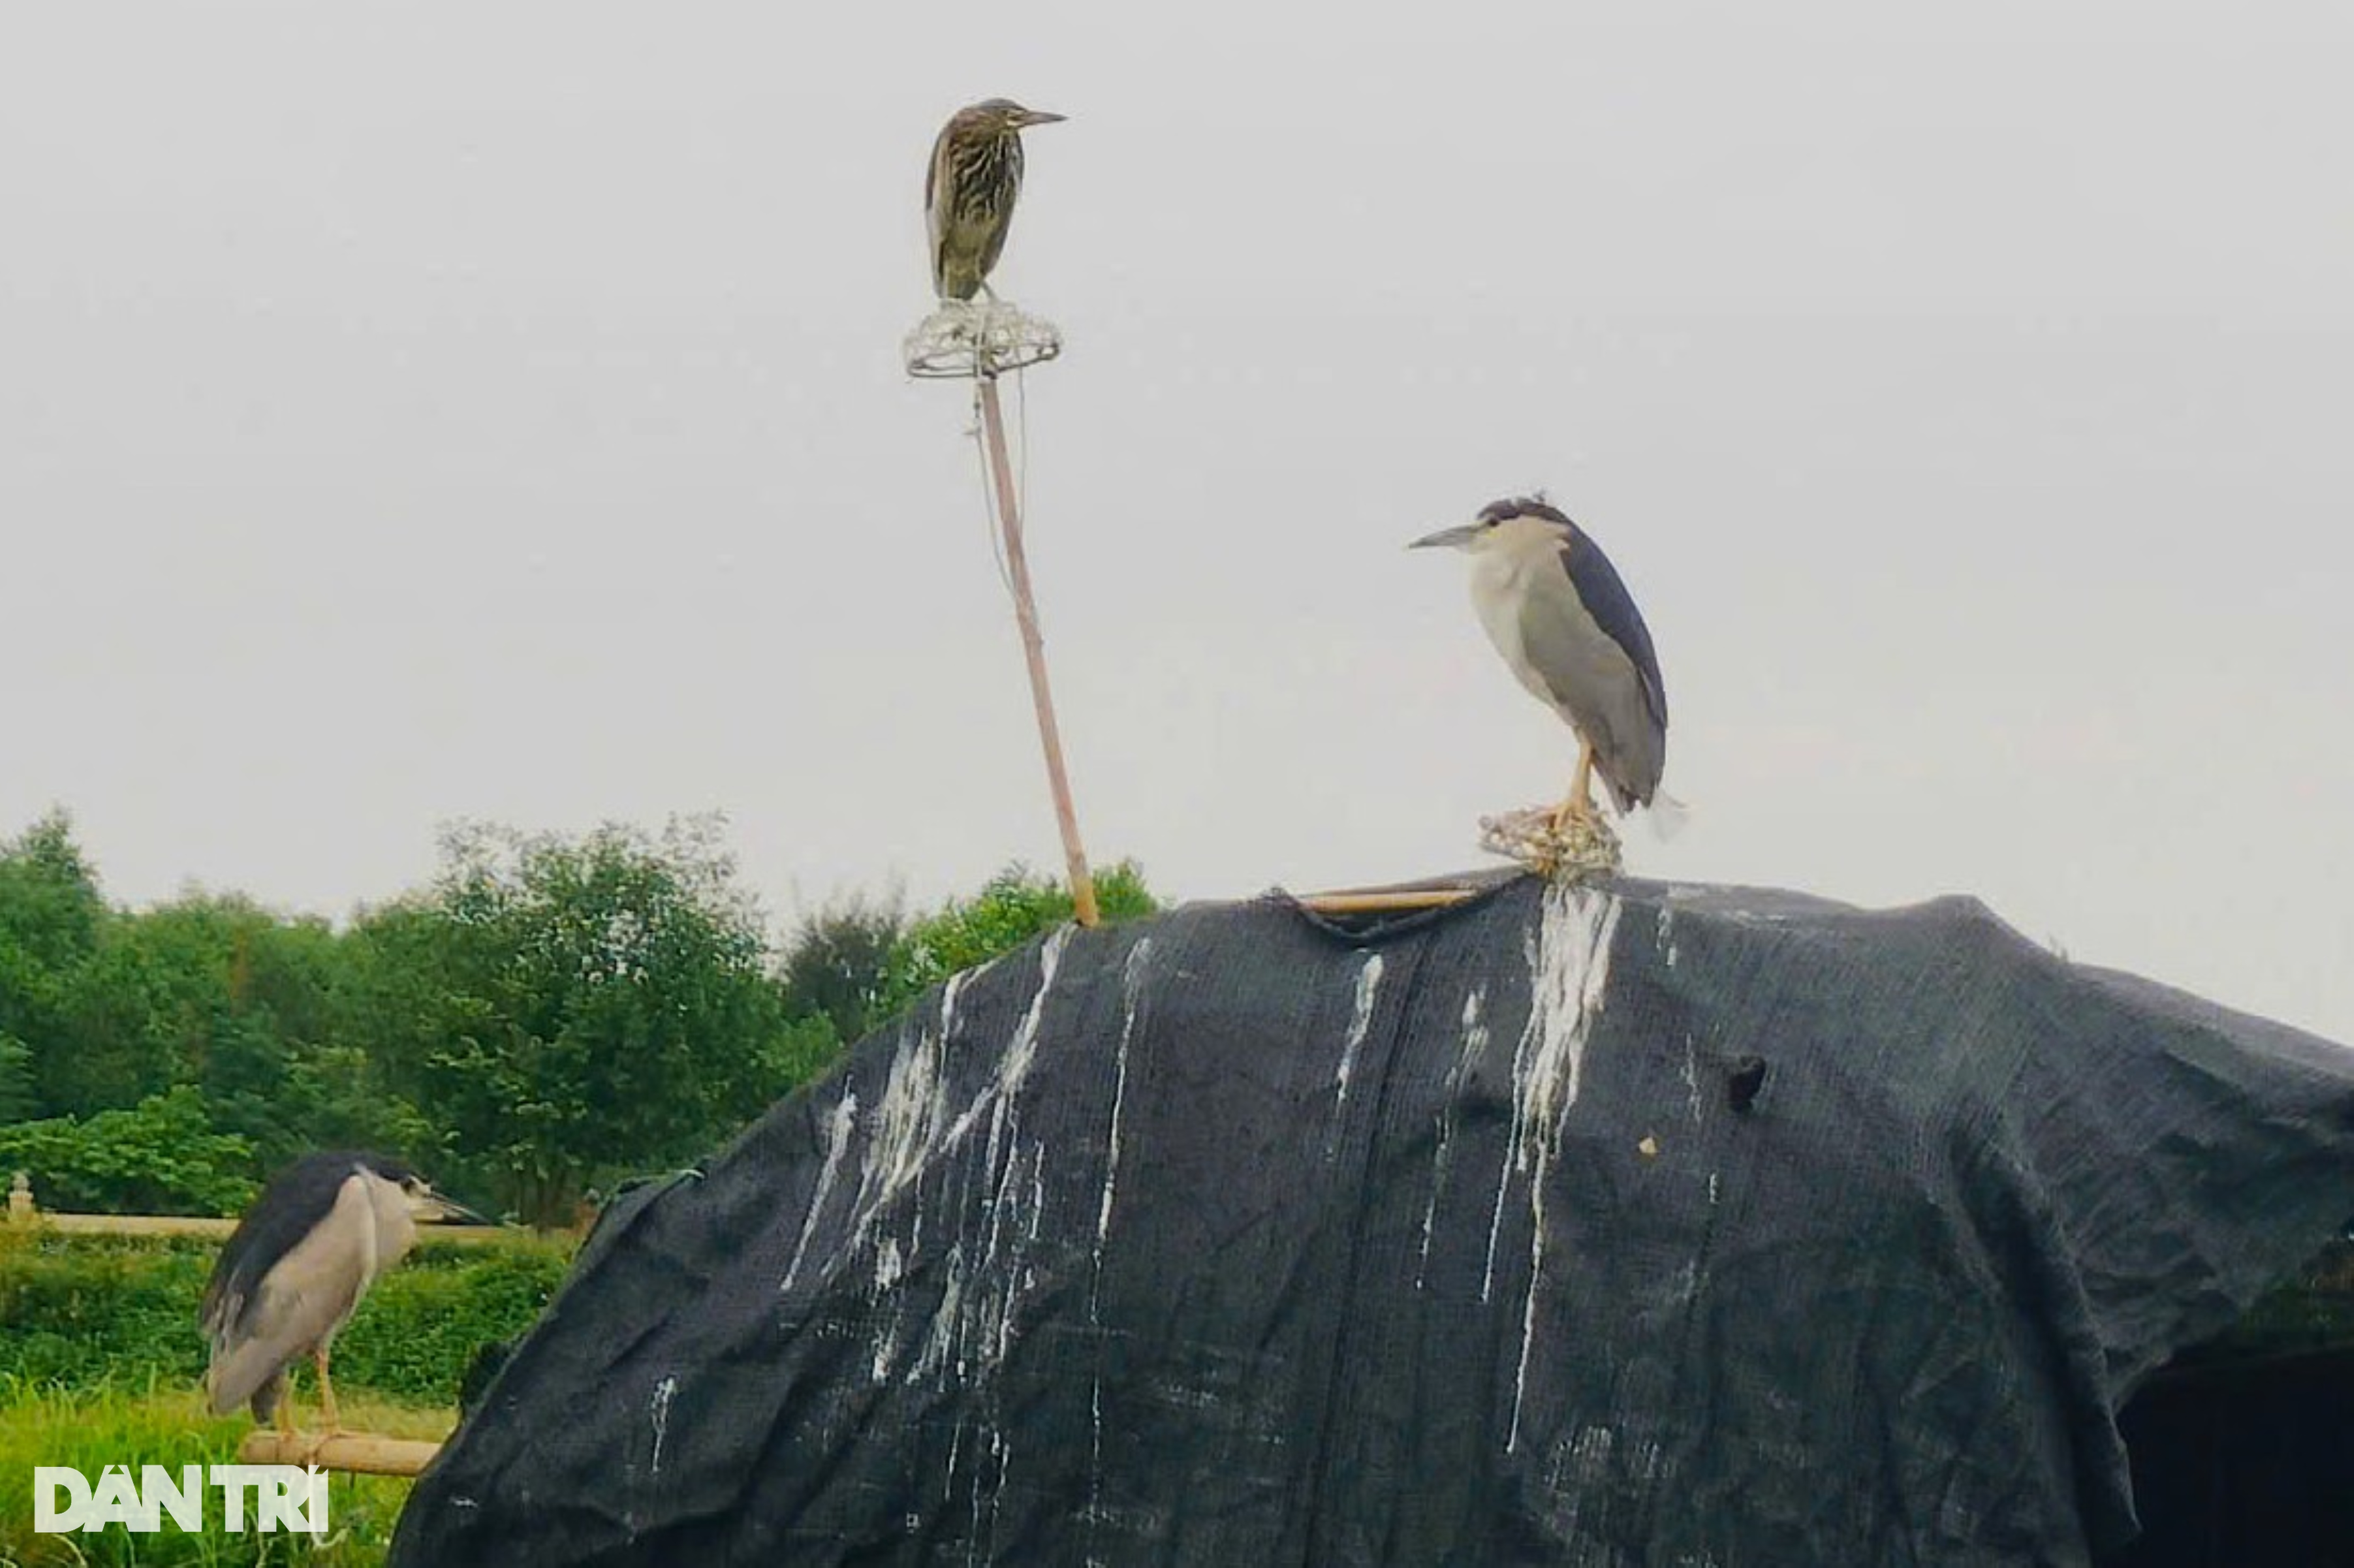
left=237, top=1431, right=444, bottom=1477
left=1296, top=888, right=1480, bottom=915
left=976, top=370, right=1099, bottom=927
left=17, top=1204, right=512, bottom=1246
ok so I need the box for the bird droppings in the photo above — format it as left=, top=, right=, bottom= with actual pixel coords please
left=1331, top=953, right=1385, bottom=1130
left=781, top=1092, right=860, bottom=1295
left=647, top=1376, right=676, bottom=1479
left=1638, top=1134, right=1660, bottom=1159
left=1095, top=939, right=1152, bottom=1257
left=1088, top=939, right=1154, bottom=1537
left=1417, top=984, right=1489, bottom=1291
left=1495, top=884, right=1622, bottom=1453
left=1728, top=1056, right=1769, bottom=1114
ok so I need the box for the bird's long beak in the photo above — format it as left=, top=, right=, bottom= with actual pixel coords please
left=412, top=1187, right=495, bottom=1226
left=1409, top=523, right=1481, bottom=551
left=1019, top=109, right=1067, bottom=127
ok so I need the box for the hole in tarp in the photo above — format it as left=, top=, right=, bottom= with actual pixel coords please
left=1727, top=1055, right=1769, bottom=1113
left=2103, top=1348, right=2354, bottom=1566
left=2102, top=1240, right=2354, bottom=1567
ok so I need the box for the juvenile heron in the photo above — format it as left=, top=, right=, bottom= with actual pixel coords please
left=925, top=97, right=1065, bottom=301
left=1412, top=496, right=1670, bottom=830
left=199, top=1151, right=479, bottom=1434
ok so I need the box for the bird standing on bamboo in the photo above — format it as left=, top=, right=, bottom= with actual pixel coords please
left=926, top=98, right=1065, bottom=302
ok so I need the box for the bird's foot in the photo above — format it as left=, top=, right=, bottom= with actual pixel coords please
left=1479, top=803, right=1623, bottom=881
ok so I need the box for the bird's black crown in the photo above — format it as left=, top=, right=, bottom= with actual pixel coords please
left=1479, top=495, right=1573, bottom=528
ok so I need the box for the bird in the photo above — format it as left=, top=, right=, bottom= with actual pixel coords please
left=925, top=97, right=1065, bottom=302
left=199, top=1151, right=481, bottom=1436
left=1412, top=496, right=1670, bottom=832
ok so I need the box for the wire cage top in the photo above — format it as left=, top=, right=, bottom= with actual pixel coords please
left=903, top=299, right=1063, bottom=379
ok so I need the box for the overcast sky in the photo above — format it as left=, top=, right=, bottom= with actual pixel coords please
left=3, top=2, right=2349, bottom=1045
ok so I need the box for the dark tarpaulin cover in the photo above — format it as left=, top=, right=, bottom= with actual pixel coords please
left=390, top=876, right=2354, bottom=1567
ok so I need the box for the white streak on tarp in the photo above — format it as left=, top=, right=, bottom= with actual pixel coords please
left=1418, top=983, right=1487, bottom=1290
left=1332, top=953, right=1385, bottom=1117
left=863, top=1017, right=947, bottom=1221
left=648, top=1375, right=676, bottom=1478
left=1096, top=939, right=1153, bottom=1252
left=1002, top=927, right=1069, bottom=1097
left=910, top=1243, right=968, bottom=1385
left=952, top=926, right=1072, bottom=1162
left=1495, top=884, right=1621, bottom=1453
left=1087, top=937, right=1154, bottom=1553
left=781, top=1091, right=859, bottom=1294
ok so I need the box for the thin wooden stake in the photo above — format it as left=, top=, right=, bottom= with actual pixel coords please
left=977, top=371, right=1099, bottom=927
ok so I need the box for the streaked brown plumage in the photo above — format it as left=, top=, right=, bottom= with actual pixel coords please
left=925, top=98, right=1065, bottom=302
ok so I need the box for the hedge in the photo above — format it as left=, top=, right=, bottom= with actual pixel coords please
left=0, top=1224, right=573, bottom=1406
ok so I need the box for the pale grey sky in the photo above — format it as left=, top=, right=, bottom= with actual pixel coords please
left=4, top=2, right=2349, bottom=1044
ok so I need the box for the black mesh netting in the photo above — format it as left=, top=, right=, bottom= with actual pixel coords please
left=391, top=876, right=2354, bottom=1567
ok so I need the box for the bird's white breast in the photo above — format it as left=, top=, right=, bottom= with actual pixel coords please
left=1465, top=535, right=1642, bottom=729
left=1466, top=550, right=1558, bottom=709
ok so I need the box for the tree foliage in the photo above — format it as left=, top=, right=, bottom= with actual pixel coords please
left=0, top=810, right=1160, bottom=1231
left=356, top=818, right=798, bottom=1227
left=0, top=1088, right=255, bottom=1216
left=878, top=861, right=1158, bottom=1019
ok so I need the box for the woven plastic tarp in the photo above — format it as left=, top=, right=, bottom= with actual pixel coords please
left=390, top=876, right=2354, bottom=1566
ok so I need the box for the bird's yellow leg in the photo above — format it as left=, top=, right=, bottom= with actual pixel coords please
left=313, top=1348, right=342, bottom=1437
left=1552, top=743, right=1598, bottom=833
left=274, top=1391, right=296, bottom=1438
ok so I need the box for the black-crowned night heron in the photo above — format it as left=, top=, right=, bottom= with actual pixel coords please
left=925, top=98, right=1065, bottom=302
left=199, top=1151, right=479, bottom=1435
left=1412, top=496, right=1670, bottom=831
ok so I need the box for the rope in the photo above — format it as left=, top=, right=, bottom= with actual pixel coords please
left=1477, top=804, right=1624, bottom=882
left=969, top=384, right=1016, bottom=597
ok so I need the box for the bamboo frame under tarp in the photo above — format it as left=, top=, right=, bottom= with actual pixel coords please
left=238, top=1430, right=443, bottom=1478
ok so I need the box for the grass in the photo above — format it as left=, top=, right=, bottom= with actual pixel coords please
left=0, top=1226, right=567, bottom=1568
left=0, top=1377, right=449, bottom=1567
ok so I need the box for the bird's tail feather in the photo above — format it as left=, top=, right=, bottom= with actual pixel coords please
left=1645, top=791, right=1692, bottom=842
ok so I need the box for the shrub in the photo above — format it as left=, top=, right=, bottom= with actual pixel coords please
left=0, top=1087, right=255, bottom=1216
left=0, top=1226, right=573, bottom=1406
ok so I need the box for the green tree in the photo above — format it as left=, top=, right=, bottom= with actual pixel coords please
left=0, top=1086, right=255, bottom=1215
left=779, top=893, right=905, bottom=1044
left=359, top=816, right=795, bottom=1227
left=0, top=811, right=107, bottom=1119
left=877, top=862, right=1158, bottom=1021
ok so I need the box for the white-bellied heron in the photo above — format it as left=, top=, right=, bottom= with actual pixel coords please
left=199, top=1151, right=481, bottom=1434
left=1413, top=496, right=1671, bottom=832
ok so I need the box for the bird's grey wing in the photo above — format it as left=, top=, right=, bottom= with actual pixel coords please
left=1557, top=537, right=1666, bottom=729
left=203, top=1177, right=374, bottom=1415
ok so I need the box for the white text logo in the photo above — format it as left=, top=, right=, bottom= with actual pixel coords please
left=33, top=1465, right=330, bottom=1535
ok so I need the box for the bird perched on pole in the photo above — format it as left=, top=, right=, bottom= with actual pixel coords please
left=925, top=97, right=1065, bottom=302
left=199, top=1151, right=483, bottom=1435
left=1412, top=496, right=1670, bottom=833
